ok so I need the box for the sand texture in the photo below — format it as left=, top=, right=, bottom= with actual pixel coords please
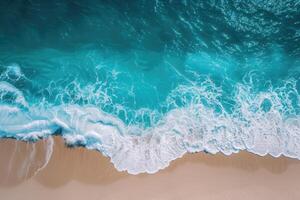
left=1, top=137, right=300, bottom=200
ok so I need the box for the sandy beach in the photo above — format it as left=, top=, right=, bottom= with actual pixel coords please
left=1, top=137, right=300, bottom=200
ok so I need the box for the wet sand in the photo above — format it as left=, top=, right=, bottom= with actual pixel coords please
left=1, top=137, right=300, bottom=200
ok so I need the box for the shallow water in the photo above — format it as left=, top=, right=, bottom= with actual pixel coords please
left=0, top=0, right=299, bottom=174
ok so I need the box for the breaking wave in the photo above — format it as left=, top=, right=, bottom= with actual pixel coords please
left=0, top=65, right=299, bottom=174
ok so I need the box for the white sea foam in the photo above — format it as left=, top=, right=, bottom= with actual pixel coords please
left=0, top=64, right=24, bottom=81
left=0, top=87, right=299, bottom=174
left=0, top=81, right=28, bottom=107
left=0, top=69, right=299, bottom=174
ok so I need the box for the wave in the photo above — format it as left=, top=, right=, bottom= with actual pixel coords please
left=0, top=74, right=299, bottom=174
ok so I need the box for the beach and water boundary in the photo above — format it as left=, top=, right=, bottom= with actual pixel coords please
left=1, top=137, right=300, bottom=200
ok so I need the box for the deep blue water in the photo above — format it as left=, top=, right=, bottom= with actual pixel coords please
left=0, top=0, right=299, bottom=174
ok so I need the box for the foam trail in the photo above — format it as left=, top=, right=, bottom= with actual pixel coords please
left=0, top=65, right=299, bottom=174
left=32, top=137, right=54, bottom=177
left=4, top=142, right=18, bottom=182
left=0, top=80, right=299, bottom=174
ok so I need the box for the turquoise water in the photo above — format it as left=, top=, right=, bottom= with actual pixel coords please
left=0, top=1, right=299, bottom=174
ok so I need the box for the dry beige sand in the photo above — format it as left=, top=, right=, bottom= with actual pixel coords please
left=0, top=137, right=300, bottom=200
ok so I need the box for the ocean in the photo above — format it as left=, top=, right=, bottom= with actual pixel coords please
left=0, top=0, right=299, bottom=174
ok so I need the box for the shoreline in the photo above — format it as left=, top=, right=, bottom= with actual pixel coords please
left=1, top=137, right=300, bottom=199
